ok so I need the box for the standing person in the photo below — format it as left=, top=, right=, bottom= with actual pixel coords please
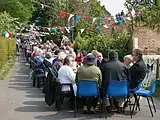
left=101, top=50, right=130, bottom=113
left=16, top=36, right=21, bottom=53
left=130, top=49, right=146, bottom=90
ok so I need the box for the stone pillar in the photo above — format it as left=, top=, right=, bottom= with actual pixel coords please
left=133, top=38, right=138, bottom=50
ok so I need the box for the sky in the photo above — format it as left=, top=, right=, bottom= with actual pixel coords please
left=100, top=0, right=127, bottom=16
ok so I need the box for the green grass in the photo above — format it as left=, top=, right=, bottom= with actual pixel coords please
left=0, top=57, right=16, bottom=80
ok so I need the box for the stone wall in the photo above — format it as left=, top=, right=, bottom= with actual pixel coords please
left=134, top=27, right=160, bottom=54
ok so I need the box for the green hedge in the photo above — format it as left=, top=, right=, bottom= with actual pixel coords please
left=75, top=33, right=131, bottom=61
left=0, top=36, right=16, bottom=71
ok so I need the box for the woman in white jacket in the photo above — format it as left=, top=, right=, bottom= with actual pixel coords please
left=58, top=55, right=77, bottom=95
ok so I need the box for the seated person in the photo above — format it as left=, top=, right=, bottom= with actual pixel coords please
left=58, top=55, right=76, bottom=93
left=123, top=55, right=133, bottom=68
left=130, top=49, right=146, bottom=90
left=101, top=50, right=130, bottom=113
left=76, top=54, right=102, bottom=114
left=34, top=49, right=44, bottom=67
left=43, top=52, right=54, bottom=68
left=54, top=52, right=67, bottom=71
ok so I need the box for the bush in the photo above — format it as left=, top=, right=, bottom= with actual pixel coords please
left=75, top=32, right=130, bottom=61
left=0, top=36, right=16, bottom=72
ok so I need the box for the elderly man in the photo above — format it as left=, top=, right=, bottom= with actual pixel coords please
left=123, top=55, right=133, bottom=68
left=96, top=52, right=107, bottom=70
left=76, top=54, right=102, bottom=114
left=101, top=50, right=130, bottom=113
left=130, top=49, right=146, bottom=90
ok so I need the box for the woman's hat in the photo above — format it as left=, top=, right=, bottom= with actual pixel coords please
left=85, top=54, right=97, bottom=65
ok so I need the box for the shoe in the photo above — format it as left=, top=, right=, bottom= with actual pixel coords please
left=83, top=106, right=88, bottom=114
left=117, top=107, right=123, bottom=113
left=90, top=107, right=96, bottom=114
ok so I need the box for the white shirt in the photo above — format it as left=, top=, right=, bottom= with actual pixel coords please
left=58, top=65, right=76, bottom=94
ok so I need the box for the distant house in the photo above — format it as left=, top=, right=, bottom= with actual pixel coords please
left=72, top=0, right=111, bottom=17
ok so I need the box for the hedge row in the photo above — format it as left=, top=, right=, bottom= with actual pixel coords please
left=75, top=33, right=130, bottom=61
left=0, top=36, right=16, bottom=70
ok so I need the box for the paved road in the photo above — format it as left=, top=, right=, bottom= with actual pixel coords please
left=0, top=54, right=160, bottom=120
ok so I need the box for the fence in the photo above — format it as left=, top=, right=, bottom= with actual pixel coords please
left=142, top=55, right=160, bottom=87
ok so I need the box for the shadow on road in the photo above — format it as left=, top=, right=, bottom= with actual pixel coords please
left=6, top=53, right=160, bottom=120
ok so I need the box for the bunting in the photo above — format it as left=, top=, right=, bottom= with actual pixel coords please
left=81, top=29, right=85, bottom=34
left=20, top=9, right=143, bottom=36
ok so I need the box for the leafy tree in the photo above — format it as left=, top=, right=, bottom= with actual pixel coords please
left=1, top=0, right=36, bottom=23
left=0, top=11, right=19, bottom=34
left=75, top=32, right=130, bottom=60
left=89, top=0, right=106, bottom=17
left=141, top=0, right=160, bottom=31
left=31, top=0, right=80, bottom=26
left=124, top=0, right=157, bottom=50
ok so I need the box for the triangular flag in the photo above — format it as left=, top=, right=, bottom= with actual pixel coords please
left=106, top=17, right=111, bottom=24
left=83, top=16, right=89, bottom=21
left=75, top=15, right=82, bottom=21
left=84, top=0, right=90, bottom=3
left=59, top=11, right=67, bottom=19
left=47, top=28, right=51, bottom=31
left=103, top=25, right=109, bottom=29
left=53, top=27, right=57, bottom=32
left=96, top=26, right=100, bottom=30
left=41, top=4, right=44, bottom=9
left=81, top=29, right=85, bottom=34
left=126, top=17, right=132, bottom=21
left=60, top=27, right=65, bottom=33
left=92, top=18, right=97, bottom=24
left=111, top=23, right=116, bottom=27
left=68, top=14, right=74, bottom=22
left=99, top=17, right=104, bottom=23
left=65, top=27, right=70, bottom=33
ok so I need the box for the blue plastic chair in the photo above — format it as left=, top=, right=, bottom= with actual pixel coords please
left=106, top=80, right=132, bottom=118
left=130, top=81, right=143, bottom=111
left=75, top=80, right=100, bottom=118
left=132, top=80, right=157, bottom=117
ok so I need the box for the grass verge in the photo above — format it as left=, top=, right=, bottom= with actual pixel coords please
left=154, top=80, right=160, bottom=98
left=0, top=57, right=16, bottom=80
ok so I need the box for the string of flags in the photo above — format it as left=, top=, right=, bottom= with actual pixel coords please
left=2, top=9, right=143, bottom=38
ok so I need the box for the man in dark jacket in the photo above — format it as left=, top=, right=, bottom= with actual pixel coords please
left=96, top=52, right=108, bottom=71
left=101, top=50, right=130, bottom=112
left=130, top=49, right=146, bottom=89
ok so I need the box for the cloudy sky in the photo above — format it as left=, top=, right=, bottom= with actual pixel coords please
left=100, top=0, right=127, bottom=16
